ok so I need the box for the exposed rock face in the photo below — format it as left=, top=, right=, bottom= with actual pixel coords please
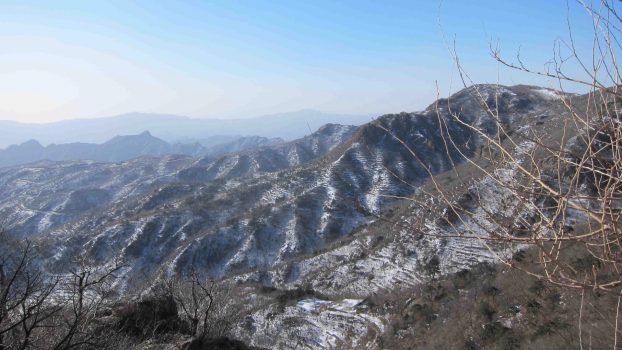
left=0, top=84, right=577, bottom=348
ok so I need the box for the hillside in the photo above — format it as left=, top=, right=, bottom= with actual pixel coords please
left=1, top=84, right=606, bottom=348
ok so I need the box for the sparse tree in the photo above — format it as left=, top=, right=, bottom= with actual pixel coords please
left=0, top=231, right=125, bottom=349
left=445, top=0, right=622, bottom=295
left=0, top=237, right=59, bottom=350
left=376, top=0, right=622, bottom=347
left=50, top=257, right=124, bottom=349
left=167, top=270, right=242, bottom=343
left=423, top=255, right=441, bottom=281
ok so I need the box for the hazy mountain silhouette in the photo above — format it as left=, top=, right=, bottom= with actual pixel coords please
left=0, top=110, right=372, bottom=148
left=0, top=131, right=292, bottom=168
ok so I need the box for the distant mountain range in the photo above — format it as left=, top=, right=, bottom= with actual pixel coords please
left=0, top=84, right=585, bottom=348
left=0, top=109, right=373, bottom=148
left=0, top=84, right=568, bottom=280
left=0, top=131, right=283, bottom=168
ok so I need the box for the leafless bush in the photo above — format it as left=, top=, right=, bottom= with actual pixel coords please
left=166, top=271, right=243, bottom=342
left=375, top=0, right=622, bottom=347
left=0, top=232, right=125, bottom=349
left=1, top=227, right=250, bottom=349
left=448, top=0, right=621, bottom=293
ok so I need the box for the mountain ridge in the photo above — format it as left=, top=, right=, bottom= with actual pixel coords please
left=0, top=84, right=586, bottom=348
left=0, top=132, right=291, bottom=168
left=0, top=84, right=572, bottom=280
left=0, top=110, right=373, bottom=148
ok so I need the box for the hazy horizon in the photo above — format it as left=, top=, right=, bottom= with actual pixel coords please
left=1, top=0, right=594, bottom=123
left=0, top=108, right=375, bottom=125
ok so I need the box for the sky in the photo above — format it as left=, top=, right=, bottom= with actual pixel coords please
left=0, top=0, right=599, bottom=123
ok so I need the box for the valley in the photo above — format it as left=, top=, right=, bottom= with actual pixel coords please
left=1, top=84, right=597, bottom=348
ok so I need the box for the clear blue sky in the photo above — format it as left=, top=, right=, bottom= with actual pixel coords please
left=0, top=0, right=597, bottom=122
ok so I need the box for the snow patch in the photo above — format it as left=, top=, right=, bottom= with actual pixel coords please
left=535, top=88, right=561, bottom=100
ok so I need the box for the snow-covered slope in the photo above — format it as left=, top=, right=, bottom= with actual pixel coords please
left=0, top=85, right=569, bottom=277
left=0, top=84, right=578, bottom=348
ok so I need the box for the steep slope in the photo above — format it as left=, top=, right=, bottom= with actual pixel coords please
left=231, top=86, right=587, bottom=348
left=0, top=122, right=357, bottom=237
left=1, top=85, right=567, bottom=283
left=0, top=155, right=195, bottom=236
left=0, top=84, right=580, bottom=348
left=178, top=124, right=357, bottom=182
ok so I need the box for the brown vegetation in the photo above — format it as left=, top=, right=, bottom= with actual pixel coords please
left=0, top=232, right=255, bottom=349
left=373, top=0, right=622, bottom=347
